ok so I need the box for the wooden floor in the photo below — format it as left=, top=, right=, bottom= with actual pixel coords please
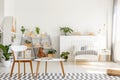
left=0, top=61, right=120, bottom=74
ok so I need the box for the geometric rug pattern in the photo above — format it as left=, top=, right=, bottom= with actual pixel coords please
left=0, top=73, right=120, bottom=80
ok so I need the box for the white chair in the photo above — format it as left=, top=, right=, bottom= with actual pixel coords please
left=10, top=45, right=33, bottom=78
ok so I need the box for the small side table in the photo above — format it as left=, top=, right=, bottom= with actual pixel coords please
left=34, top=58, right=65, bottom=78
left=99, top=49, right=111, bottom=61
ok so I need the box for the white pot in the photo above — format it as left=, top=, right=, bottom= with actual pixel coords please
left=37, top=34, right=39, bottom=37
left=22, top=34, right=25, bottom=37
left=3, top=60, right=11, bottom=67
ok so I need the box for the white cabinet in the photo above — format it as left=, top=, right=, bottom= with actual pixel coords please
left=60, top=36, right=73, bottom=54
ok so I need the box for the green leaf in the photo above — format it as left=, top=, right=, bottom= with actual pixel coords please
left=60, top=51, right=70, bottom=59
left=59, top=27, right=73, bottom=35
left=35, top=27, right=40, bottom=34
left=47, top=49, right=57, bottom=54
left=21, top=26, right=25, bottom=34
left=0, top=44, right=11, bottom=61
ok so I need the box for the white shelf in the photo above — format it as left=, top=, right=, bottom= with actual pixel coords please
left=21, top=35, right=52, bottom=58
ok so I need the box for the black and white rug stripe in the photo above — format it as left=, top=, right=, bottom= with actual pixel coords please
left=0, top=73, right=120, bottom=80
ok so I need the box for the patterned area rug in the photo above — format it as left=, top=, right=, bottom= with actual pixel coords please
left=0, top=73, right=120, bottom=80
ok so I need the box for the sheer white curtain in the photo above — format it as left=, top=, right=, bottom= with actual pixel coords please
left=113, top=0, right=120, bottom=62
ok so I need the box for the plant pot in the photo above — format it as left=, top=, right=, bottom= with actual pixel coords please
left=64, top=59, right=67, bottom=62
left=22, top=34, right=25, bottom=37
left=37, top=34, right=40, bottom=37
left=3, top=60, right=11, bottom=67
left=24, top=43, right=32, bottom=47
left=47, top=54, right=55, bottom=58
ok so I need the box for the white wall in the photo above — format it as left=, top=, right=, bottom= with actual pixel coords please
left=0, top=0, right=4, bottom=20
left=3, top=17, right=13, bottom=45
left=4, top=0, right=15, bottom=16
left=2, top=0, right=113, bottom=56
left=15, top=0, right=109, bottom=32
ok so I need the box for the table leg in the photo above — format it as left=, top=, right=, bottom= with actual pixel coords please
left=30, top=61, right=34, bottom=76
left=24, top=62, right=26, bottom=75
left=45, top=61, right=47, bottom=74
left=36, top=61, right=40, bottom=78
left=60, top=61, right=65, bottom=76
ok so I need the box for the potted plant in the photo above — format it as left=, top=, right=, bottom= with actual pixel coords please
left=60, top=27, right=73, bottom=35
left=24, top=40, right=32, bottom=47
left=47, top=49, right=57, bottom=58
left=0, top=44, right=12, bottom=67
left=21, top=26, right=26, bottom=37
left=35, top=27, right=40, bottom=37
left=60, top=51, right=70, bottom=62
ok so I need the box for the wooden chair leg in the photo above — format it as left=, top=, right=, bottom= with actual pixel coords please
left=18, top=61, right=20, bottom=78
left=60, top=61, right=65, bottom=77
left=45, top=61, right=47, bottom=74
left=36, top=61, right=40, bottom=78
left=30, top=61, right=34, bottom=76
left=24, top=62, right=26, bottom=75
left=10, top=61, right=15, bottom=77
